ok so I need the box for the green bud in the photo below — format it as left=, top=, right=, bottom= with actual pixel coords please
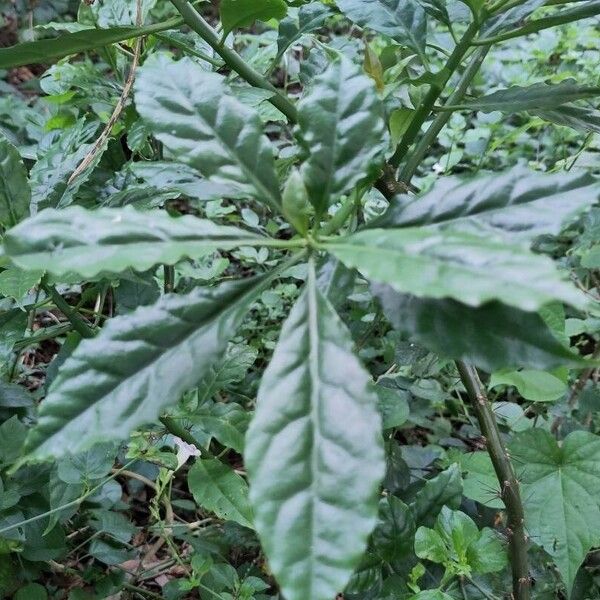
left=282, top=169, right=311, bottom=235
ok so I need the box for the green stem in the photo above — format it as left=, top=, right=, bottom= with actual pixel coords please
left=456, top=362, right=530, bottom=600
left=473, top=1, right=600, bottom=46
left=389, top=19, right=481, bottom=168
left=319, top=194, right=359, bottom=237
left=169, top=0, right=298, bottom=122
left=154, top=31, right=223, bottom=67
left=164, top=265, right=175, bottom=294
left=399, top=46, right=490, bottom=184
left=42, top=283, right=95, bottom=339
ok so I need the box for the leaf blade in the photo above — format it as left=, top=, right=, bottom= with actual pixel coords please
left=245, top=260, right=384, bottom=600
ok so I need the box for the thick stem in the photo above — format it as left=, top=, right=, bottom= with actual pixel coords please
left=389, top=20, right=481, bottom=168
left=399, top=46, right=490, bottom=184
left=456, top=361, right=530, bottom=600
left=169, top=0, right=298, bottom=122
left=42, top=283, right=95, bottom=339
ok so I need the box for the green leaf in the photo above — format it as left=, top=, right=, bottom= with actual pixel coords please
left=410, top=591, right=453, bottom=600
left=296, top=55, right=387, bottom=214
left=90, top=0, right=157, bottom=27
left=411, top=464, right=462, bottom=527
left=372, top=496, right=416, bottom=562
left=188, top=458, right=253, bottom=529
left=135, top=57, right=282, bottom=212
left=282, top=169, right=311, bottom=234
left=276, top=3, right=331, bottom=63
left=0, top=266, right=42, bottom=303
left=373, top=284, right=584, bottom=372
left=245, top=260, right=384, bottom=600
left=534, top=104, right=600, bottom=135
left=489, top=369, right=567, bottom=402
left=220, top=0, right=287, bottom=37
left=3, top=206, right=265, bottom=279
left=335, top=0, right=427, bottom=58
left=0, top=416, right=27, bottom=469
left=0, top=136, right=30, bottom=227
left=510, top=429, right=600, bottom=594
left=372, top=166, right=600, bottom=241
left=0, top=19, right=181, bottom=69
left=197, top=343, right=258, bottom=407
left=189, top=401, right=250, bottom=453
left=376, top=385, right=410, bottom=429
left=458, top=452, right=503, bottom=509
left=460, top=80, right=600, bottom=113
left=414, top=527, right=446, bottom=563
left=22, top=275, right=273, bottom=460
left=325, top=227, right=587, bottom=312
left=467, top=528, right=508, bottom=574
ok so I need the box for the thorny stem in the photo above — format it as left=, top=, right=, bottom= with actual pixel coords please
left=169, top=0, right=298, bottom=122
left=456, top=362, right=530, bottom=600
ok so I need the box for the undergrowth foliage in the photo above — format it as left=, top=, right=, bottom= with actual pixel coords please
left=0, top=0, right=600, bottom=599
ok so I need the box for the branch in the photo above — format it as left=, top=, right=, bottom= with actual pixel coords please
left=169, top=0, right=298, bottom=122
left=456, top=361, right=531, bottom=600
left=389, top=19, right=481, bottom=168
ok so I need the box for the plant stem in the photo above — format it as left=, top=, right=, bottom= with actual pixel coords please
left=318, top=194, right=359, bottom=237
left=42, top=283, right=95, bottom=339
left=473, top=1, right=600, bottom=46
left=399, top=46, right=490, bottom=183
left=456, top=361, right=530, bottom=600
left=169, top=0, right=298, bottom=122
left=389, top=20, right=481, bottom=168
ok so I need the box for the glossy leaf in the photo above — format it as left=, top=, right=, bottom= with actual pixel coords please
left=188, top=458, right=253, bottom=528
left=220, top=0, right=287, bottom=37
left=245, top=261, right=384, bottom=600
left=510, top=429, right=600, bottom=594
left=23, top=276, right=271, bottom=460
left=296, top=56, right=387, bottom=214
left=460, top=80, right=600, bottom=113
left=326, top=227, right=587, bottom=312
left=373, top=284, right=585, bottom=372
left=335, top=0, right=427, bottom=58
left=0, top=136, right=30, bottom=227
left=135, top=57, right=282, bottom=211
left=3, top=206, right=264, bottom=279
left=372, top=166, right=600, bottom=241
left=0, top=19, right=181, bottom=69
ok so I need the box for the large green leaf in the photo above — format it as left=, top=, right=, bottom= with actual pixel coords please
left=220, top=0, right=287, bottom=37
left=0, top=137, right=30, bottom=227
left=296, top=56, right=387, bottom=214
left=22, top=275, right=272, bottom=460
left=245, top=260, right=384, bottom=600
left=0, top=19, right=181, bottom=69
left=373, top=284, right=585, bottom=372
left=335, top=0, right=427, bottom=58
left=135, top=57, right=281, bottom=211
left=3, top=206, right=265, bottom=278
left=510, top=430, right=600, bottom=595
left=459, top=80, right=600, bottom=113
left=489, top=369, right=567, bottom=402
left=372, top=166, right=600, bottom=241
left=325, top=227, right=587, bottom=312
left=188, top=458, right=253, bottom=528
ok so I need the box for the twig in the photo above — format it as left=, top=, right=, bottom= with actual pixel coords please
left=68, top=0, right=144, bottom=184
left=42, top=283, right=95, bottom=339
left=456, top=362, right=530, bottom=600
